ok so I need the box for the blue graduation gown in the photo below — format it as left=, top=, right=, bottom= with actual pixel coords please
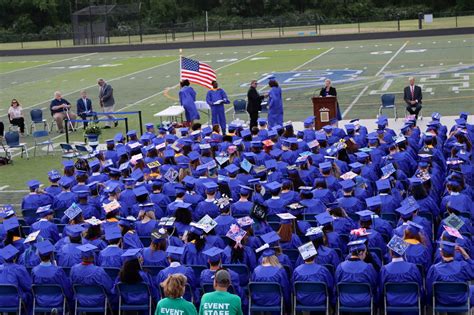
left=142, top=248, right=168, bottom=267
left=337, top=196, right=365, bottom=215
left=222, top=245, right=257, bottom=275
left=32, top=263, right=73, bottom=308
left=206, top=88, right=229, bottom=133
left=45, top=185, right=62, bottom=197
left=214, top=215, right=237, bottom=236
left=98, top=245, right=124, bottom=268
left=333, top=217, right=357, bottom=235
left=194, top=200, right=220, bottom=220
left=31, top=219, right=60, bottom=243
left=251, top=265, right=290, bottom=308
left=179, top=86, right=200, bottom=121
left=267, top=86, right=283, bottom=128
left=57, top=243, right=82, bottom=267
left=122, top=231, right=144, bottom=250
left=295, top=245, right=340, bottom=268
left=230, top=200, right=253, bottom=217
left=157, top=263, right=196, bottom=300
left=21, top=194, right=49, bottom=225
left=280, top=234, right=303, bottom=250
left=112, top=270, right=159, bottom=304
left=0, top=263, right=32, bottom=310
left=335, top=258, right=378, bottom=307
left=18, top=246, right=40, bottom=268
left=182, top=242, right=211, bottom=266
left=70, top=263, right=114, bottom=307
left=380, top=259, right=423, bottom=306
left=264, top=197, right=288, bottom=216
left=151, top=193, right=172, bottom=215
left=405, top=242, right=432, bottom=272
left=82, top=237, right=107, bottom=250
left=135, top=220, right=159, bottom=237
left=292, top=263, right=336, bottom=305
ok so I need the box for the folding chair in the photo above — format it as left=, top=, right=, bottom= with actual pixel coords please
left=60, top=143, right=79, bottom=159
left=0, top=284, right=24, bottom=314
left=384, top=282, right=421, bottom=315
left=4, top=131, right=28, bottom=159
left=116, top=282, right=152, bottom=315
left=222, top=264, right=250, bottom=286
left=378, top=94, right=397, bottom=121
left=29, top=109, right=49, bottom=134
left=75, top=144, right=94, bottom=159
left=337, top=282, right=373, bottom=314
left=73, top=284, right=109, bottom=315
left=0, top=137, right=11, bottom=160
left=232, top=99, right=247, bottom=120
left=33, top=130, right=54, bottom=157
left=202, top=283, right=236, bottom=294
left=433, top=282, right=470, bottom=315
left=293, top=281, right=329, bottom=315
left=322, top=264, right=335, bottom=275
left=248, top=282, right=284, bottom=315
left=32, top=284, right=66, bottom=315
left=104, top=267, right=120, bottom=280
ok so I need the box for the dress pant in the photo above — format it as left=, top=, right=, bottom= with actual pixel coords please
left=10, top=117, right=25, bottom=133
left=102, top=105, right=116, bottom=127
left=406, top=104, right=422, bottom=119
left=248, top=111, right=259, bottom=129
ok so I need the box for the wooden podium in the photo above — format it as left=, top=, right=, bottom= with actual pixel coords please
left=312, top=96, right=338, bottom=130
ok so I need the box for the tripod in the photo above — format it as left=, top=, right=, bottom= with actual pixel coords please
left=64, top=107, right=75, bottom=132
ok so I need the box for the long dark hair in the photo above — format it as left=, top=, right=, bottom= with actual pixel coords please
left=187, top=231, right=206, bottom=252
left=119, top=258, right=143, bottom=284
left=229, top=239, right=244, bottom=263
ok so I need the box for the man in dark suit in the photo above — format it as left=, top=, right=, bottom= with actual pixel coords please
left=247, top=80, right=264, bottom=129
left=76, top=90, right=93, bottom=128
left=98, top=78, right=117, bottom=129
left=404, top=77, right=422, bottom=119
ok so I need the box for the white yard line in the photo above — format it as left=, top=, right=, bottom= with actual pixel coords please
left=375, top=41, right=409, bottom=77
left=341, top=86, right=369, bottom=118
left=1, top=53, right=98, bottom=75
left=292, top=47, right=335, bottom=71
left=0, top=58, right=180, bottom=118
left=0, top=185, right=9, bottom=191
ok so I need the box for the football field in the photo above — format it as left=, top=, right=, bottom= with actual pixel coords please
left=0, top=33, right=473, bottom=191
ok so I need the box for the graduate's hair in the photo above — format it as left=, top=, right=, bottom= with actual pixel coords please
left=106, top=142, right=115, bottom=150
left=329, top=206, right=348, bottom=219
left=191, top=122, right=201, bottom=131
left=262, top=255, right=282, bottom=268
left=63, top=168, right=74, bottom=177
left=150, top=238, right=166, bottom=251
left=212, top=124, right=221, bottom=134
left=410, top=184, right=428, bottom=200
left=228, top=239, right=245, bottom=263
left=119, top=258, right=143, bottom=284
left=277, top=223, right=293, bottom=243
left=288, top=173, right=305, bottom=191
left=360, top=220, right=372, bottom=229
left=251, top=126, right=259, bottom=136
left=268, top=80, right=279, bottom=88
left=4, top=228, right=24, bottom=247
left=312, top=235, right=328, bottom=248
left=187, top=231, right=206, bottom=252
left=180, top=79, right=190, bottom=87
left=135, top=194, right=149, bottom=204
left=363, top=250, right=380, bottom=272
left=162, top=274, right=187, bottom=298
left=117, top=154, right=128, bottom=166
left=85, top=224, right=102, bottom=241
left=174, top=208, right=192, bottom=225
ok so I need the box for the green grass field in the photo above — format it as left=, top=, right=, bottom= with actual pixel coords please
left=0, top=33, right=473, bottom=194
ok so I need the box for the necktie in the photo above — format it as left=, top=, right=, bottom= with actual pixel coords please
left=83, top=99, right=87, bottom=111
left=411, top=86, right=414, bottom=100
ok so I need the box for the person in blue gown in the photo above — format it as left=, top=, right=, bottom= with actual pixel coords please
left=31, top=240, right=74, bottom=309
left=251, top=249, right=291, bottom=311
left=380, top=236, right=423, bottom=307
left=83, top=220, right=107, bottom=250
left=179, top=80, right=200, bottom=125
left=57, top=224, right=85, bottom=267
left=142, top=229, right=169, bottom=267
left=182, top=226, right=210, bottom=266
left=118, top=217, right=144, bottom=249
left=45, top=170, right=62, bottom=196
left=70, top=244, right=114, bottom=308
left=295, top=227, right=340, bottom=267
left=427, top=241, right=474, bottom=307
left=230, top=186, right=253, bottom=217
left=266, top=79, right=283, bottom=128
left=21, top=180, right=52, bottom=225
left=135, top=204, right=159, bottom=236
left=98, top=225, right=124, bottom=268
left=402, top=221, right=432, bottom=272
left=206, top=80, right=230, bottom=134
left=335, top=240, right=378, bottom=308
left=113, top=249, right=159, bottom=305
left=0, top=245, right=33, bottom=313
left=30, top=205, right=59, bottom=244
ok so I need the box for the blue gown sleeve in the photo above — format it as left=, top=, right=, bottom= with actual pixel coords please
left=279, top=268, right=291, bottom=308
left=220, top=89, right=230, bottom=104
left=98, top=269, right=114, bottom=295
left=16, top=266, right=33, bottom=294
left=206, top=91, right=213, bottom=106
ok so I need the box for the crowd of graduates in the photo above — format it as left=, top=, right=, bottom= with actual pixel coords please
left=0, top=110, right=473, bottom=314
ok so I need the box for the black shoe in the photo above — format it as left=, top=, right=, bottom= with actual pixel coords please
left=114, top=121, right=118, bottom=127
left=103, top=126, right=111, bottom=129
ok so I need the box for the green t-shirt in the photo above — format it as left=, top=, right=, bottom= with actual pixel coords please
left=155, top=297, right=198, bottom=315
left=199, top=290, right=243, bottom=315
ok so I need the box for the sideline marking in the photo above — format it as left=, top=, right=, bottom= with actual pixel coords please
left=292, top=47, right=335, bottom=71
left=375, top=41, right=409, bottom=77
left=341, top=86, right=369, bottom=118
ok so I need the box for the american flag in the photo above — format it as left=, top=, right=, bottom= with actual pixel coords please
left=180, top=57, right=216, bottom=89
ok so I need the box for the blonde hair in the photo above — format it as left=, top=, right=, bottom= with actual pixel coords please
left=161, top=274, right=187, bottom=298
left=262, top=255, right=282, bottom=268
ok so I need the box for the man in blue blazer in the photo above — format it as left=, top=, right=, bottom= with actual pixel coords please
left=76, top=90, right=93, bottom=128
left=404, top=77, right=423, bottom=120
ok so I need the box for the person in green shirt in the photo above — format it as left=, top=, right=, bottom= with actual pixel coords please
left=155, top=274, right=197, bottom=315
left=199, top=269, right=243, bottom=315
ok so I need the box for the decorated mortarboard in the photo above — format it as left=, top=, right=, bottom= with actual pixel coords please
left=164, top=167, right=179, bottom=183
left=276, top=213, right=296, bottom=223
left=65, top=203, right=83, bottom=220
left=147, top=160, right=161, bottom=170
left=240, top=159, right=253, bottom=173
left=0, top=204, right=14, bottom=218
left=118, top=216, right=137, bottom=228
left=381, top=163, right=396, bottom=179
left=437, top=240, right=456, bottom=255
left=214, top=155, right=229, bottom=166
left=443, top=225, right=464, bottom=239
left=255, top=243, right=270, bottom=253
left=376, top=178, right=390, bottom=191
left=66, top=224, right=85, bottom=237
left=158, top=216, right=176, bottom=227
left=47, top=170, right=61, bottom=180
left=340, top=171, right=358, bottom=180
left=215, top=195, right=232, bottom=210
left=103, top=199, right=121, bottom=213
left=365, top=196, right=382, bottom=208
left=151, top=228, right=167, bottom=242
left=298, top=241, right=318, bottom=260
left=5, top=217, right=22, bottom=231
left=444, top=213, right=464, bottom=230
left=348, top=239, right=367, bottom=252
left=350, top=227, right=372, bottom=237
left=315, top=212, right=333, bottom=226
left=84, top=217, right=102, bottom=226
left=24, top=230, right=41, bottom=244
left=236, top=216, right=254, bottom=228
left=192, top=215, right=218, bottom=234
left=260, top=231, right=280, bottom=245
left=254, top=165, right=267, bottom=175
left=119, top=162, right=130, bottom=172
left=27, top=179, right=42, bottom=189
left=387, top=235, right=409, bottom=256
left=0, top=244, right=19, bottom=261
left=307, top=139, right=320, bottom=149
left=133, top=185, right=149, bottom=197
left=356, top=210, right=375, bottom=222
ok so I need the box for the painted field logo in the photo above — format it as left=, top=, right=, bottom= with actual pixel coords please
left=241, top=70, right=363, bottom=91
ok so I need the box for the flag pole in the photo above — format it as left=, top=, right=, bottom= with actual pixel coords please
left=179, top=48, right=183, bottom=81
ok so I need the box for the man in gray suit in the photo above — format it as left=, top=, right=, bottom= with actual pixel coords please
left=98, top=78, right=117, bottom=129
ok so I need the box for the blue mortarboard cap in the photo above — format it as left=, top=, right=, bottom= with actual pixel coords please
left=131, top=169, right=144, bottom=181
left=431, top=112, right=441, bottom=120
left=340, top=180, right=355, bottom=191
left=266, top=181, right=282, bottom=193
left=88, top=159, right=100, bottom=169
left=123, top=177, right=136, bottom=186
left=251, top=141, right=263, bottom=149
left=264, top=159, right=277, bottom=170
left=164, top=149, right=175, bottom=159
left=349, top=162, right=364, bottom=171
left=145, top=123, right=154, bottom=129
left=106, top=139, right=115, bottom=145
left=121, top=248, right=142, bottom=260
left=108, top=167, right=121, bottom=176
left=447, top=198, right=465, bottom=213
left=188, top=151, right=200, bottom=162
left=322, top=125, right=333, bottom=132
left=319, top=162, right=332, bottom=171
left=118, top=216, right=137, bottom=228
left=407, top=220, right=423, bottom=234
left=36, top=240, right=55, bottom=256
left=260, top=231, right=280, bottom=245
left=356, top=210, right=375, bottom=222
left=119, top=162, right=130, bottom=172
left=438, top=240, right=456, bottom=255
left=225, top=164, right=239, bottom=175
left=0, top=244, right=19, bottom=261
left=47, top=170, right=61, bottom=180
left=261, top=249, right=276, bottom=257
left=204, top=181, right=218, bottom=193
left=103, top=182, right=120, bottom=194
left=304, top=116, right=315, bottom=126
left=166, top=246, right=184, bottom=259
left=36, top=205, right=53, bottom=217
left=133, top=185, right=148, bottom=197
left=315, top=212, right=333, bottom=226
left=202, top=126, right=212, bottom=136
left=365, top=196, right=382, bottom=209
left=203, top=247, right=224, bottom=263
left=239, top=185, right=252, bottom=195
left=27, top=179, right=41, bottom=189
left=395, top=204, right=416, bottom=219
left=77, top=243, right=97, bottom=258
left=348, top=239, right=367, bottom=252
left=116, top=146, right=127, bottom=157
left=176, top=202, right=192, bottom=210
left=345, top=124, right=355, bottom=132
left=59, top=177, right=74, bottom=188
left=257, top=118, right=267, bottom=126
left=241, top=129, right=251, bottom=138
left=66, top=224, right=85, bottom=237
left=104, top=225, right=122, bottom=241
left=114, top=133, right=124, bottom=142
left=62, top=160, right=74, bottom=168
left=376, top=179, right=390, bottom=191
left=182, top=176, right=195, bottom=188
left=270, top=148, right=283, bottom=158
left=127, top=130, right=137, bottom=137
left=3, top=217, right=19, bottom=231
left=459, top=112, right=469, bottom=119
left=316, top=132, right=327, bottom=141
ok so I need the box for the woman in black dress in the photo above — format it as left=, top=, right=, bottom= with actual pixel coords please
left=319, top=79, right=342, bottom=120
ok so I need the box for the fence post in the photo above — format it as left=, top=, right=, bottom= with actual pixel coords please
left=124, top=118, right=129, bottom=140
left=397, top=14, right=400, bottom=31
left=315, top=18, right=318, bottom=34
left=278, top=24, right=281, bottom=37
left=203, top=28, right=206, bottom=41
left=358, top=17, right=361, bottom=33
left=250, top=22, right=253, bottom=38
left=455, top=12, right=458, bottom=27
left=128, top=30, right=131, bottom=44
left=418, top=12, right=423, bottom=30
left=172, top=27, right=175, bottom=41
left=281, top=21, right=284, bottom=35
left=21, top=35, right=24, bottom=49
left=65, top=120, right=69, bottom=144
left=241, top=24, right=244, bottom=39
left=318, top=23, right=321, bottom=35
left=192, top=22, right=195, bottom=40
left=138, top=111, right=143, bottom=135
left=218, top=23, right=221, bottom=39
